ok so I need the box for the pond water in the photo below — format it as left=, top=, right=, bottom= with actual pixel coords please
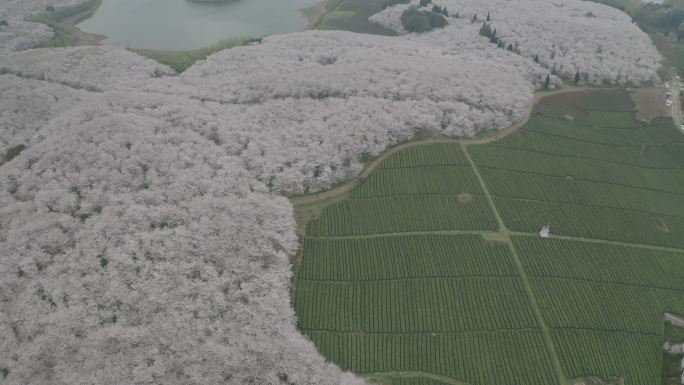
left=78, top=0, right=320, bottom=51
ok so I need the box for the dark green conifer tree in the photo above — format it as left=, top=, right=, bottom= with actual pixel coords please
left=479, top=22, right=492, bottom=37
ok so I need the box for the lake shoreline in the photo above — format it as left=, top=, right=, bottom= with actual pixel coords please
left=76, top=0, right=322, bottom=52
left=72, top=0, right=107, bottom=46
left=58, top=0, right=107, bottom=46
left=35, top=0, right=328, bottom=70
left=301, top=0, right=345, bottom=29
left=130, top=36, right=260, bottom=72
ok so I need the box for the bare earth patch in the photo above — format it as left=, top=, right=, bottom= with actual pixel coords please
left=631, top=88, right=668, bottom=123
left=535, top=90, right=588, bottom=122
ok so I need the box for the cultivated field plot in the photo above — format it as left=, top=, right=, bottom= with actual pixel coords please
left=630, top=89, right=668, bottom=123
left=307, top=144, right=498, bottom=237
left=294, top=91, right=684, bottom=385
left=471, top=93, right=684, bottom=248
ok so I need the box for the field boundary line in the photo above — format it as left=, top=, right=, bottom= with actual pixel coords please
left=509, top=232, right=684, bottom=253
left=301, top=327, right=543, bottom=335
left=547, top=326, right=662, bottom=337
left=477, top=165, right=684, bottom=196
left=485, top=143, right=682, bottom=170
left=524, top=275, right=684, bottom=295
left=347, top=192, right=488, bottom=199
left=305, top=229, right=501, bottom=240
left=376, top=163, right=472, bottom=170
left=303, top=326, right=661, bottom=337
left=297, top=274, right=523, bottom=283
left=462, top=143, right=569, bottom=385
left=528, top=129, right=684, bottom=148
left=490, top=193, right=684, bottom=222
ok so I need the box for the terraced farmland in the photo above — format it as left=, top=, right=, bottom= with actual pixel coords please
left=294, top=91, right=684, bottom=385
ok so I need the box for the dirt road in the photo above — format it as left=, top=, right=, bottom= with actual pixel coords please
left=672, top=76, right=681, bottom=127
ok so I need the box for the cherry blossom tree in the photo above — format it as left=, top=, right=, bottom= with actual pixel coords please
left=0, top=0, right=664, bottom=382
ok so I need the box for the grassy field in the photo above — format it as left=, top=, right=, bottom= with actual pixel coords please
left=294, top=91, right=684, bottom=385
left=310, top=0, right=397, bottom=35
left=132, top=37, right=259, bottom=72
left=29, top=0, right=104, bottom=47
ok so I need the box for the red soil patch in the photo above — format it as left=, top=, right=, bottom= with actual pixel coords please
left=544, top=90, right=585, bottom=106
left=535, top=90, right=587, bottom=119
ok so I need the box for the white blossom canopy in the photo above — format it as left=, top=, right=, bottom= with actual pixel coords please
left=0, top=0, right=663, bottom=383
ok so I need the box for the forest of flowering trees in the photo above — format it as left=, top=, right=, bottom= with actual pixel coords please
left=0, top=0, right=664, bottom=383
left=371, top=0, right=662, bottom=84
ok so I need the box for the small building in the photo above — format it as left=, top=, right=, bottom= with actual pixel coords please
left=539, top=224, right=550, bottom=238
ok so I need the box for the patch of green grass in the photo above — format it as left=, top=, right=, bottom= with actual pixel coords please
left=317, top=10, right=356, bottom=29
left=664, top=320, right=684, bottom=343
left=673, top=44, right=684, bottom=79
left=34, top=21, right=80, bottom=47
left=30, top=0, right=99, bottom=47
left=133, top=37, right=260, bottom=73
left=475, top=129, right=497, bottom=139
left=5, top=144, right=26, bottom=162
left=313, top=0, right=396, bottom=35
left=32, top=0, right=99, bottom=24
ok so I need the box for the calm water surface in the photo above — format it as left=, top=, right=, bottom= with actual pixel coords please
left=78, top=0, right=319, bottom=50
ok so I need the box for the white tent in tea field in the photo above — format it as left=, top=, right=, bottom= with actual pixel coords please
left=539, top=224, right=550, bottom=238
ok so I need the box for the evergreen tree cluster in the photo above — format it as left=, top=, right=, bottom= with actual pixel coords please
left=478, top=15, right=523, bottom=55
left=401, top=7, right=448, bottom=33
left=431, top=4, right=449, bottom=17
